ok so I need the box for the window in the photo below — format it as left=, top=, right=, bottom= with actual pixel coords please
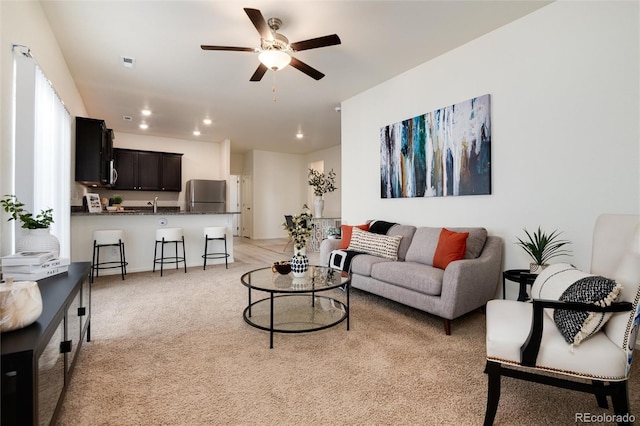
left=12, top=46, right=71, bottom=257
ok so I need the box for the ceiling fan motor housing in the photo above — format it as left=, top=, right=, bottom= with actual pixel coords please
left=262, top=32, right=290, bottom=52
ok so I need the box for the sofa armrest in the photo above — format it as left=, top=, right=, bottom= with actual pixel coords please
left=319, top=238, right=342, bottom=266
left=440, top=236, right=503, bottom=319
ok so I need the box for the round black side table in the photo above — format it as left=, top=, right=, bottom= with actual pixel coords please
left=502, top=269, right=537, bottom=301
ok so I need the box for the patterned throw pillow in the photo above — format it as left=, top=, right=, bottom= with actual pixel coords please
left=339, top=223, right=370, bottom=249
left=531, top=263, right=621, bottom=346
left=554, top=275, right=621, bottom=345
left=347, top=227, right=402, bottom=260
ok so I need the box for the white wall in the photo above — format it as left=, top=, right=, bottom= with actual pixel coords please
left=342, top=1, right=639, bottom=277
left=244, top=145, right=341, bottom=240
left=250, top=150, right=307, bottom=239
left=1, top=1, right=87, bottom=257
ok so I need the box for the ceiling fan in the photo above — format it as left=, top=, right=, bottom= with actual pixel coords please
left=201, top=8, right=341, bottom=81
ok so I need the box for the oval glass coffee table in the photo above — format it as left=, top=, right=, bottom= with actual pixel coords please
left=240, top=266, right=350, bottom=348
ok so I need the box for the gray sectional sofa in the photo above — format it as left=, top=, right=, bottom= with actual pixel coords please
left=319, top=223, right=503, bottom=334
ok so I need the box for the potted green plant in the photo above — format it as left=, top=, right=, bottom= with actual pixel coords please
left=282, top=205, right=313, bottom=277
left=1, top=194, right=59, bottom=256
left=1, top=195, right=53, bottom=229
left=308, top=168, right=337, bottom=218
left=515, top=226, right=571, bottom=274
left=326, top=227, right=341, bottom=239
left=112, top=194, right=123, bottom=210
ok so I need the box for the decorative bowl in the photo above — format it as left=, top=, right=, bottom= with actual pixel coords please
left=106, top=206, right=117, bottom=211
left=271, top=261, right=292, bottom=275
left=0, top=279, right=43, bottom=332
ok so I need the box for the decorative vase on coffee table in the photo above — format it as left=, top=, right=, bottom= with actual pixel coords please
left=314, top=195, right=324, bottom=218
left=16, top=228, right=60, bottom=258
left=291, top=247, right=309, bottom=277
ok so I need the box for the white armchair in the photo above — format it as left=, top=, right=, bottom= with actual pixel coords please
left=484, top=214, right=640, bottom=425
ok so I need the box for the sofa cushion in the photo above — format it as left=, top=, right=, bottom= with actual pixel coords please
left=448, top=227, right=488, bottom=259
left=404, top=227, right=441, bottom=266
left=350, top=254, right=394, bottom=277
left=405, top=226, right=488, bottom=266
left=370, top=261, right=444, bottom=296
left=531, top=263, right=621, bottom=346
left=339, top=223, right=370, bottom=249
left=348, top=227, right=402, bottom=260
left=387, top=224, right=417, bottom=261
left=433, top=228, right=469, bottom=269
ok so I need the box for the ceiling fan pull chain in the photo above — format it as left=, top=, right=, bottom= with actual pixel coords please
left=272, top=71, right=277, bottom=102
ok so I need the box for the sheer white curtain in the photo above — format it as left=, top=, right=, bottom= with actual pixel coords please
left=12, top=46, right=71, bottom=258
left=33, top=65, right=71, bottom=257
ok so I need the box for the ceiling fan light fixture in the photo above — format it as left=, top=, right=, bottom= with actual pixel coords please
left=259, top=49, right=291, bottom=71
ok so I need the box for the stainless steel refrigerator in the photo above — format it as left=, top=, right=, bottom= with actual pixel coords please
left=186, top=179, right=226, bottom=212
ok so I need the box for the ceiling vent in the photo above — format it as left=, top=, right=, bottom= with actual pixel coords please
left=121, top=56, right=135, bottom=68
left=123, top=115, right=132, bottom=121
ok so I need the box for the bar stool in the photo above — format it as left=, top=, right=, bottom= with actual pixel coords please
left=203, top=226, right=229, bottom=270
left=153, top=227, right=187, bottom=276
left=91, top=230, right=127, bottom=283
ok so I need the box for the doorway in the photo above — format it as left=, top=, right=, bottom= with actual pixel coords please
left=241, top=174, right=252, bottom=238
left=229, top=175, right=241, bottom=236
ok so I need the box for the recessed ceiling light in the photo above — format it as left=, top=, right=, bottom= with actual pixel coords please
left=141, top=109, right=151, bottom=116
left=139, top=123, right=148, bottom=130
left=203, top=118, right=212, bottom=125
left=296, top=132, right=304, bottom=139
left=193, top=130, right=201, bottom=136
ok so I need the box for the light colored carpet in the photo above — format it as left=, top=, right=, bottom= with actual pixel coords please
left=56, top=260, right=640, bottom=425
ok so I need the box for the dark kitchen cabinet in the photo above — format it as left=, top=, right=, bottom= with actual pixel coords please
left=75, top=117, right=113, bottom=186
left=161, top=153, right=183, bottom=191
left=113, top=148, right=182, bottom=192
left=1, top=263, right=91, bottom=426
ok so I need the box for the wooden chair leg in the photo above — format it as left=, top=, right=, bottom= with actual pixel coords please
left=592, top=380, right=609, bottom=408
left=611, top=381, right=631, bottom=425
left=443, top=318, right=451, bottom=335
left=484, top=361, right=502, bottom=426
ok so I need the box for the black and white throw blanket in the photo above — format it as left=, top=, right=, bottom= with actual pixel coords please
left=328, top=220, right=397, bottom=272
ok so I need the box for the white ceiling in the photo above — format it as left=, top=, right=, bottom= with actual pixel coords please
left=41, top=1, right=550, bottom=155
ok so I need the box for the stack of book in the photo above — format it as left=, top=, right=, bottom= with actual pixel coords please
left=1, top=251, right=70, bottom=281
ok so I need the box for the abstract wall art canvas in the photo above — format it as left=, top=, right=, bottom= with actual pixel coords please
left=380, top=94, right=491, bottom=198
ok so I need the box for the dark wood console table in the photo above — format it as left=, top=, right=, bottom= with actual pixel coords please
left=1, top=262, right=91, bottom=426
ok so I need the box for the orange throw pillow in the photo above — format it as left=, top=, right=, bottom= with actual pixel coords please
left=433, top=228, right=469, bottom=270
left=339, top=223, right=370, bottom=249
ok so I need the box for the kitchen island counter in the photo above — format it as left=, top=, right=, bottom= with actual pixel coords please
left=71, top=212, right=238, bottom=274
left=72, top=210, right=240, bottom=216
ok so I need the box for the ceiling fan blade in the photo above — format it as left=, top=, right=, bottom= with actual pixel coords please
left=201, top=45, right=255, bottom=52
left=291, top=34, right=341, bottom=52
left=244, top=8, right=273, bottom=41
left=290, top=57, right=325, bottom=80
left=250, top=63, right=269, bottom=82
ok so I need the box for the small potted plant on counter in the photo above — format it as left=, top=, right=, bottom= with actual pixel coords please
left=515, top=226, right=571, bottom=274
left=111, top=194, right=123, bottom=210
